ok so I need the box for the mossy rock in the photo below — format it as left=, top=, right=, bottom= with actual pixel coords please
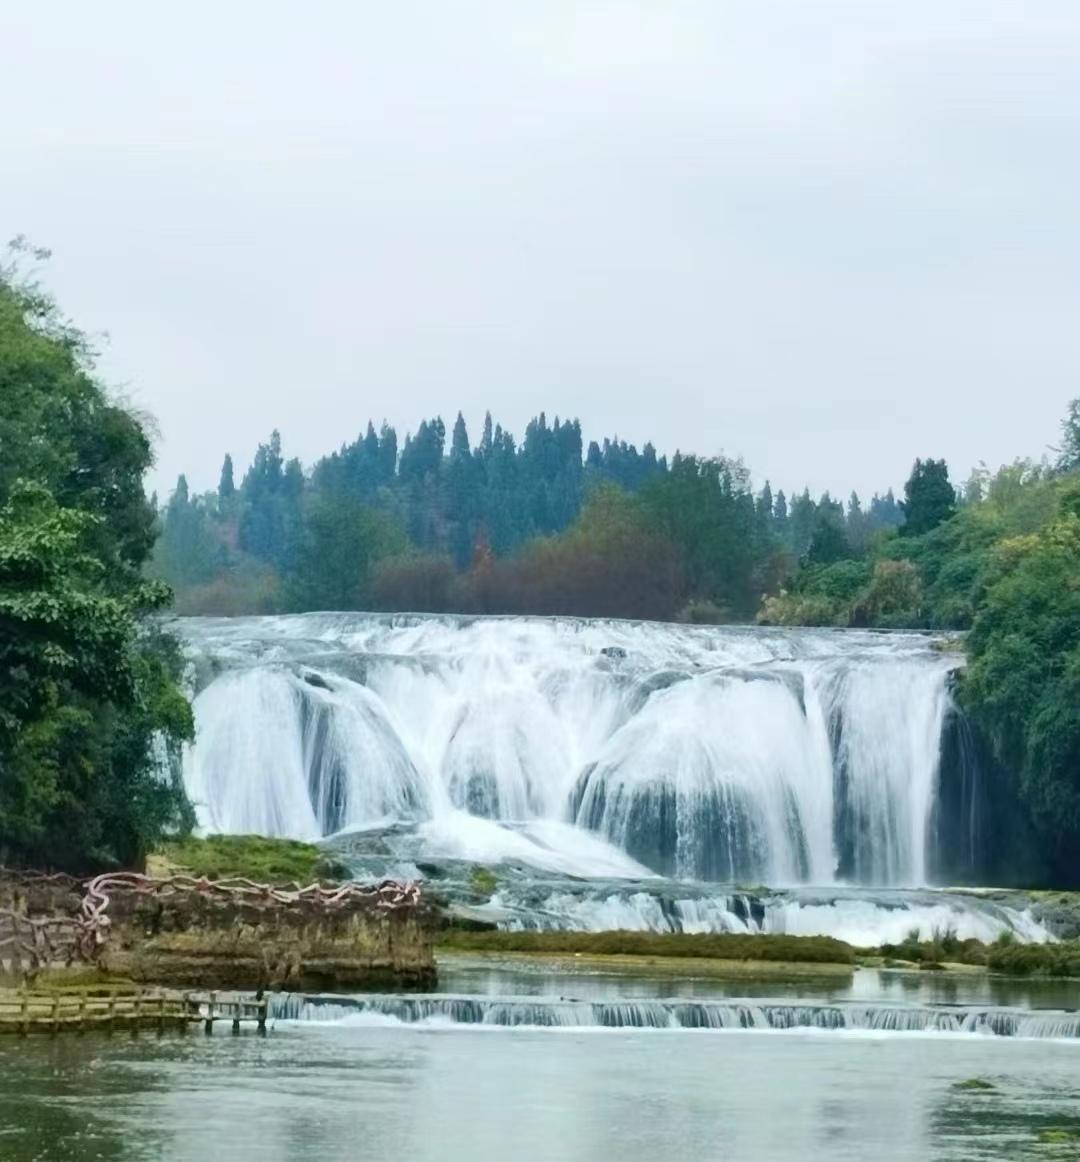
left=1037, top=1128, right=1080, bottom=1144
left=952, top=1078, right=995, bottom=1092
left=468, top=866, right=498, bottom=900
left=154, top=835, right=350, bottom=886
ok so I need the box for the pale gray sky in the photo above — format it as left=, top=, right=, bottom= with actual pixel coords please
left=3, top=1, right=1078, bottom=500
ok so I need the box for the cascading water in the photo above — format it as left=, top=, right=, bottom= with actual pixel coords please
left=179, top=613, right=976, bottom=889
left=269, top=992, right=1080, bottom=1040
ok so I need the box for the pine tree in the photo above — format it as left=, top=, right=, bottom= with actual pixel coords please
left=901, top=459, right=956, bottom=536
left=218, top=455, right=235, bottom=501
left=1055, top=398, right=1080, bottom=474
left=756, top=481, right=774, bottom=522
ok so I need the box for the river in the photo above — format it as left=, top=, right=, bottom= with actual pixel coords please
left=3, top=965, right=1079, bottom=1160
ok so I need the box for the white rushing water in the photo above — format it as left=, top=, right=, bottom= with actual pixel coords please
left=179, top=613, right=969, bottom=889
left=484, top=886, right=1050, bottom=944
left=270, top=992, right=1080, bottom=1040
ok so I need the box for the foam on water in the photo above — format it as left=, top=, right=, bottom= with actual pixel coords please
left=484, top=885, right=1051, bottom=943
left=269, top=992, right=1080, bottom=1041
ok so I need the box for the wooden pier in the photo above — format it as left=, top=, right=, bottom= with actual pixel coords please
left=0, top=990, right=269, bottom=1036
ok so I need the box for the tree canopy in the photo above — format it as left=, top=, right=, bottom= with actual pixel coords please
left=0, top=245, right=192, bottom=870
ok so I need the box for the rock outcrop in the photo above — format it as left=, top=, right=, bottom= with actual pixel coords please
left=1, top=871, right=437, bottom=990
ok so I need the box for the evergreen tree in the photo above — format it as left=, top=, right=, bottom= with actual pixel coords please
left=153, top=476, right=219, bottom=586
left=1055, top=398, right=1080, bottom=474
left=869, top=488, right=904, bottom=531
left=218, top=454, right=235, bottom=501
left=804, top=516, right=851, bottom=565
left=789, top=489, right=818, bottom=557
left=447, top=412, right=478, bottom=567
left=479, top=411, right=494, bottom=461
left=846, top=491, right=867, bottom=551
left=378, top=422, right=398, bottom=485
left=901, top=458, right=956, bottom=536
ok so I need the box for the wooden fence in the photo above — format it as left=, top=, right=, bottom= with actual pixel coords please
left=0, top=990, right=268, bottom=1035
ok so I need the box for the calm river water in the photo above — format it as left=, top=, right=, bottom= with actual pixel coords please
left=1, top=965, right=1077, bottom=1162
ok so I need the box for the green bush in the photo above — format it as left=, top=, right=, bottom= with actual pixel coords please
left=985, top=941, right=1080, bottom=978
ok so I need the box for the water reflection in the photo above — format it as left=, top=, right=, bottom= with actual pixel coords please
left=0, top=1005, right=1077, bottom=1161
left=438, top=957, right=1080, bottom=1010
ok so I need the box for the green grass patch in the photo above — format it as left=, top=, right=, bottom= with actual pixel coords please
left=1037, top=1128, right=1080, bottom=1144
left=152, top=834, right=350, bottom=885
left=438, top=929, right=854, bottom=965
left=468, top=866, right=498, bottom=900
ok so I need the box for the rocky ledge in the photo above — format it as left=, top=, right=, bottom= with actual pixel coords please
left=1, top=871, right=438, bottom=991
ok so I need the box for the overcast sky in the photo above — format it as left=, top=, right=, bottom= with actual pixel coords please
left=3, top=1, right=1078, bottom=500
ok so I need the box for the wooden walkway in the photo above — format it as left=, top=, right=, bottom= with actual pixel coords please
left=0, top=990, right=268, bottom=1036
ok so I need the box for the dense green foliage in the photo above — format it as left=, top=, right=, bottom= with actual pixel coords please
left=962, top=480, right=1080, bottom=870
left=759, top=434, right=1080, bottom=882
left=759, top=460, right=1068, bottom=631
left=985, top=939, right=1080, bottom=978
left=156, top=416, right=904, bottom=621
left=0, top=244, right=192, bottom=871
left=899, top=457, right=956, bottom=537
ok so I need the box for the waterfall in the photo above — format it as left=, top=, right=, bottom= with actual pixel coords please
left=269, top=992, right=1080, bottom=1040
left=179, top=613, right=973, bottom=888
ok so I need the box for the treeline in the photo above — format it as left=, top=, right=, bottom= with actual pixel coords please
left=153, top=415, right=905, bottom=621
left=763, top=403, right=1080, bottom=880
left=0, top=243, right=192, bottom=871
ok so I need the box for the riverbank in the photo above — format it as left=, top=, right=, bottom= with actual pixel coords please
left=438, top=948, right=854, bottom=981
left=437, top=928, right=1080, bottom=980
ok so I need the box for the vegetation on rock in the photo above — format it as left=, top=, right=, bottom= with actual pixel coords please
left=153, top=834, right=350, bottom=885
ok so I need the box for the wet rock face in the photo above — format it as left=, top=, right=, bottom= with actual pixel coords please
left=98, top=889, right=439, bottom=991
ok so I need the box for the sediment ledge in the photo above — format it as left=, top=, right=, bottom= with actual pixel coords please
left=1, top=869, right=437, bottom=992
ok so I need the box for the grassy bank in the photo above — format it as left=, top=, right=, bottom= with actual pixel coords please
left=439, top=929, right=855, bottom=965
left=439, top=928, right=1080, bottom=978
left=150, top=835, right=350, bottom=885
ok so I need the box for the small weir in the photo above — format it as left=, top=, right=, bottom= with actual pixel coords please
left=270, top=992, right=1080, bottom=1040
